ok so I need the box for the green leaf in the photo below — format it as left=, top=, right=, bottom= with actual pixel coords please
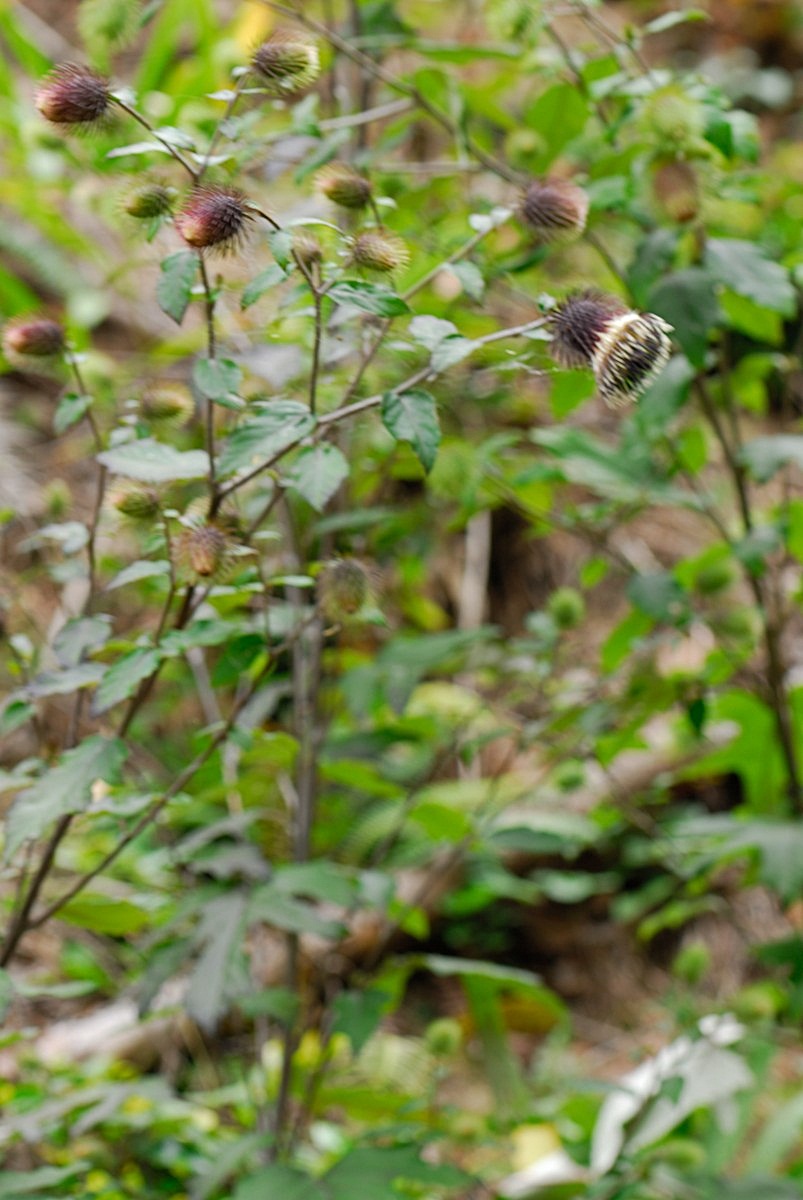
left=525, top=83, right=589, bottom=168
left=186, top=892, right=248, bottom=1030
left=381, top=388, right=441, bottom=472
left=193, top=357, right=243, bottom=402
left=649, top=268, right=720, bottom=367
left=706, top=239, right=796, bottom=317
left=268, top=228, right=294, bottom=270
left=328, top=280, right=410, bottom=317
left=322, top=1145, right=467, bottom=1199
left=98, top=438, right=209, bottom=482
left=331, top=989, right=390, bottom=1053
left=0, top=1164, right=88, bottom=1198
left=5, top=736, right=127, bottom=859
left=25, top=663, right=105, bottom=699
left=450, top=259, right=485, bottom=300
left=273, top=862, right=359, bottom=908
left=60, top=893, right=152, bottom=935
left=91, top=646, right=161, bottom=715
left=248, top=884, right=345, bottom=939
left=241, top=263, right=288, bottom=309
left=739, top=435, right=803, bottom=483
left=218, top=401, right=315, bottom=477
left=627, top=571, right=687, bottom=623
left=53, top=615, right=112, bottom=668
left=156, top=250, right=198, bottom=324
left=234, top=1166, right=322, bottom=1200
left=287, top=443, right=349, bottom=511
left=54, top=392, right=92, bottom=436
left=106, top=559, right=171, bottom=591
left=0, top=968, right=13, bottom=1022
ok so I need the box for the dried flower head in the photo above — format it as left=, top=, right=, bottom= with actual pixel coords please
left=292, top=229, right=323, bottom=270
left=2, top=316, right=65, bottom=360
left=351, top=230, right=409, bottom=274
left=36, top=63, right=111, bottom=129
left=518, top=177, right=589, bottom=244
left=140, top=382, right=194, bottom=426
left=177, top=522, right=230, bottom=580
left=549, top=291, right=673, bottom=406
left=124, top=183, right=175, bottom=220
left=174, top=185, right=252, bottom=254
left=108, top=481, right=161, bottom=521
left=251, top=29, right=321, bottom=96
left=318, top=559, right=371, bottom=623
left=652, top=158, right=699, bottom=224
left=314, top=163, right=373, bottom=210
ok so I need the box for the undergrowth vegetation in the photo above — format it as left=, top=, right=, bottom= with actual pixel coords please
left=1, top=0, right=803, bottom=1196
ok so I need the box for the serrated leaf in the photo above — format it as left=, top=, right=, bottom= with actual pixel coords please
left=106, top=559, right=171, bottom=591
left=706, top=239, right=796, bottom=317
left=186, top=893, right=248, bottom=1030
left=98, top=439, right=209, bottom=482
left=53, top=615, right=113, bottom=668
left=381, top=388, right=440, bottom=471
left=156, top=251, right=198, bottom=324
left=286, top=444, right=349, bottom=511
left=92, top=647, right=161, bottom=715
left=451, top=259, right=485, bottom=300
left=5, top=736, right=127, bottom=860
left=241, top=263, right=288, bottom=309
left=26, top=663, right=106, bottom=699
left=54, top=393, right=92, bottom=436
left=649, top=268, right=720, bottom=367
left=193, top=357, right=242, bottom=402
left=739, top=434, right=803, bottom=483
left=218, top=401, right=315, bottom=477
left=328, top=280, right=410, bottom=317
left=248, top=884, right=345, bottom=939
left=409, top=315, right=458, bottom=348
left=268, top=229, right=294, bottom=270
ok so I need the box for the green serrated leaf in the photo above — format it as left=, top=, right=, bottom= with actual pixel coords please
left=5, top=736, right=127, bottom=860
left=92, top=646, right=161, bottom=715
left=60, top=893, right=151, bottom=935
left=706, top=239, right=796, bottom=317
left=328, top=280, right=410, bottom=317
left=54, top=393, right=92, bottom=436
left=739, top=434, right=803, bottom=483
left=286, top=443, right=349, bottom=511
left=241, top=263, right=288, bottom=309
left=381, top=388, right=441, bottom=471
left=193, top=357, right=242, bottom=402
left=218, top=402, right=315, bottom=477
left=156, top=250, right=198, bottom=324
left=98, top=439, right=209, bottom=482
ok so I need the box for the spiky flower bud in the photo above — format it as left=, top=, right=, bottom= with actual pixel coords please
left=124, top=183, right=175, bottom=220
left=36, top=63, right=111, bottom=128
left=518, top=177, right=589, bottom=244
left=2, top=316, right=65, bottom=359
left=178, top=523, right=229, bottom=579
left=292, top=230, right=323, bottom=269
left=174, top=185, right=252, bottom=254
left=641, top=86, right=705, bottom=150
left=351, top=230, right=409, bottom=274
left=652, top=158, right=699, bottom=224
left=318, top=559, right=370, bottom=622
left=251, top=29, right=321, bottom=96
left=140, top=382, right=194, bottom=426
left=549, top=290, right=673, bottom=406
left=314, top=163, right=373, bottom=210
left=108, top=481, right=161, bottom=520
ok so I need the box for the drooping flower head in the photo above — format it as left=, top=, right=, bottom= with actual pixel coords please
left=36, top=63, right=111, bottom=129
left=315, top=163, right=373, bottom=210
left=351, top=230, right=409, bottom=274
left=549, top=290, right=673, bottom=406
left=174, top=185, right=252, bottom=254
left=251, top=29, right=321, bottom=96
left=518, top=177, right=589, bottom=244
left=2, top=316, right=65, bottom=361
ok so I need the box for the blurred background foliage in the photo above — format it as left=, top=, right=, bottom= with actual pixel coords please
left=1, top=0, right=803, bottom=1197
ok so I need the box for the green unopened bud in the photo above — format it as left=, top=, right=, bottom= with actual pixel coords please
left=140, top=382, right=194, bottom=425
left=251, top=29, right=321, bottom=96
left=694, top=559, right=736, bottom=596
left=351, top=230, right=409, bottom=274
left=124, top=183, right=175, bottom=220
left=547, top=586, right=585, bottom=630
left=292, top=229, right=323, bottom=269
left=425, top=1018, right=463, bottom=1057
left=315, top=163, right=373, bottom=210
left=318, top=559, right=370, bottom=622
left=108, top=482, right=161, bottom=520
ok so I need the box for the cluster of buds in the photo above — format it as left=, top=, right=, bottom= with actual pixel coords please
left=549, top=290, right=673, bottom=406
left=315, top=163, right=373, bottom=211
left=174, top=185, right=253, bottom=254
left=251, top=29, right=321, bottom=96
left=518, top=177, right=589, bottom=244
left=35, top=63, right=111, bottom=129
left=351, top=230, right=409, bottom=275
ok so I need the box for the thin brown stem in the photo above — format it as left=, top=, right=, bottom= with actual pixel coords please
left=111, top=96, right=199, bottom=180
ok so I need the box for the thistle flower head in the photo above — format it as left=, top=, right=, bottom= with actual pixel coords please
left=314, top=163, right=373, bottom=210
left=178, top=521, right=230, bottom=580
left=251, top=29, right=321, bottom=96
left=174, top=185, right=252, bottom=254
left=351, top=230, right=409, bottom=274
left=518, top=177, right=589, bottom=244
left=549, top=291, right=673, bottom=406
left=292, top=229, right=323, bottom=269
left=140, top=381, right=194, bottom=426
left=318, top=559, right=371, bottom=623
left=124, top=182, right=175, bottom=220
left=108, top=481, right=161, bottom=521
left=36, top=63, right=111, bottom=128
left=2, top=316, right=65, bottom=360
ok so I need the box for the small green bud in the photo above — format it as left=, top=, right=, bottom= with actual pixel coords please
left=424, top=1018, right=463, bottom=1057
left=547, top=586, right=585, bottom=630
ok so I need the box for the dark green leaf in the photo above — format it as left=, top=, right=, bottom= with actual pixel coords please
left=627, top=572, right=687, bottom=622
left=241, top=263, right=288, bottom=309
left=248, top=884, right=345, bottom=939
left=5, top=736, right=127, bottom=859
left=234, top=1166, right=322, bottom=1200
left=186, top=892, right=248, bottom=1030
left=381, top=388, right=441, bottom=471
left=98, top=438, right=209, bottom=482
left=156, top=250, right=198, bottom=324
left=649, top=269, right=720, bottom=367
left=331, top=989, right=390, bottom=1053
left=91, top=647, right=161, bottom=714
left=286, top=443, right=349, bottom=511
left=740, top=435, right=803, bottom=483
left=218, top=401, right=315, bottom=476
left=328, top=280, right=410, bottom=317
left=706, top=239, right=796, bottom=317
